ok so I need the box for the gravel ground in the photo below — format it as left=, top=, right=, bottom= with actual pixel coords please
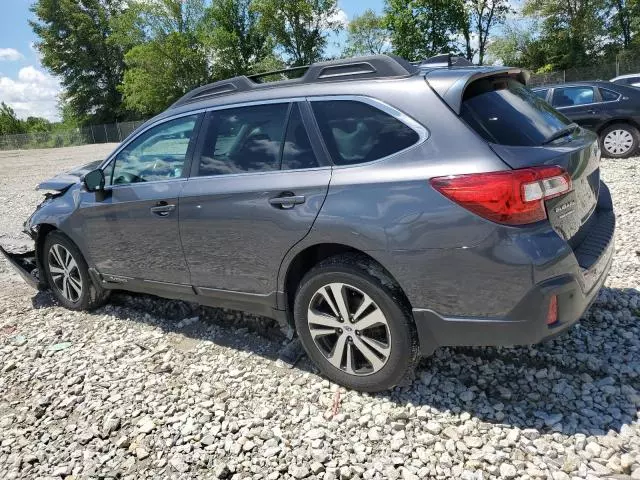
left=0, top=146, right=639, bottom=480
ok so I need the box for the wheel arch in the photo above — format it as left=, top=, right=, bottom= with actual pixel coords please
left=596, top=117, right=640, bottom=135
left=34, top=223, right=58, bottom=286
left=281, top=242, right=413, bottom=328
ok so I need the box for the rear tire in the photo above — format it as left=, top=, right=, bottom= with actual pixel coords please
left=43, top=231, right=109, bottom=311
left=600, top=123, right=639, bottom=158
left=293, top=254, right=418, bottom=392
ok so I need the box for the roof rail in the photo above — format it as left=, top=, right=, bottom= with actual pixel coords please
left=413, top=53, right=474, bottom=68
left=169, top=54, right=418, bottom=109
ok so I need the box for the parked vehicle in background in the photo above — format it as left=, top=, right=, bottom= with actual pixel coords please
left=2, top=55, right=615, bottom=392
left=611, top=73, right=640, bottom=88
left=533, top=81, right=640, bottom=158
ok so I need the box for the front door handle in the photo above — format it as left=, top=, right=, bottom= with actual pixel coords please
left=269, top=194, right=306, bottom=209
left=150, top=202, right=176, bottom=217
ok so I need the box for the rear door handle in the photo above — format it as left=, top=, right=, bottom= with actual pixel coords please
left=269, top=194, right=306, bottom=209
left=150, top=202, right=176, bottom=217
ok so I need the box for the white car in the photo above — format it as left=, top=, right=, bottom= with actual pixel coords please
left=611, top=73, right=640, bottom=88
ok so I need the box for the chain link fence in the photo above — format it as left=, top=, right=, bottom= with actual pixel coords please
left=0, top=120, right=147, bottom=151
left=529, top=55, right=640, bottom=86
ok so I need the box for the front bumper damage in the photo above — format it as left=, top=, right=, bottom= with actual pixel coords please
left=0, top=246, right=41, bottom=289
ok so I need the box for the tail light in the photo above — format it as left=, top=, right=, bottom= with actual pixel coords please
left=430, top=166, right=572, bottom=225
left=546, top=295, right=558, bottom=325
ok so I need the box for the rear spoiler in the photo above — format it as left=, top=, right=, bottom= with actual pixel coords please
left=425, top=67, right=530, bottom=115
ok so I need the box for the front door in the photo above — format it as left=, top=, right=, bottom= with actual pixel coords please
left=75, top=114, right=202, bottom=284
left=179, top=102, right=331, bottom=297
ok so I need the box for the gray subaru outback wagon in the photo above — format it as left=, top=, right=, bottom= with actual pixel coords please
left=2, top=55, right=615, bottom=392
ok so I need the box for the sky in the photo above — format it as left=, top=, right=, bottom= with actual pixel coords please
left=0, top=0, right=382, bottom=122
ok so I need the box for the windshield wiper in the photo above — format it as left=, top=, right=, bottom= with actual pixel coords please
left=543, top=123, right=579, bottom=145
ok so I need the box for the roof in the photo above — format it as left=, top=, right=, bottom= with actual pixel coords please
left=611, top=73, right=640, bottom=81
left=531, top=80, right=615, bottom=89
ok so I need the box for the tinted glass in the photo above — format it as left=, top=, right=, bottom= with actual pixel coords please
left=461, top=78, right=572, bottom=147
left=533, top=89, right=549, bottom=100
left=552, top=87, right=595, bottom=107
left=312, top=100, right=419, bottom=165
left=600, top=88, right=621, bottom=101
left=111, top=115, right=198, bottom=185
left=281, top=104, right=319, bottom=170
left=198, top=103, right=288, bottom=176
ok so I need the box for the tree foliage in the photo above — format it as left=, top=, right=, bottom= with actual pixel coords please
left=119, top=0, right=211, bottom=116
left=30, top=0, right=132, bottom=124
left=255, top=0, right=343, bottom=66
left=385, top=0, right=467, bottom=61
left=465, top=0, right=512, bottom=65
left=343, top=9, right=390, bottom=56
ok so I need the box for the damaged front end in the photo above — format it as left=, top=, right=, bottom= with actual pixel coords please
left=0, top=245, right=41, bottom=289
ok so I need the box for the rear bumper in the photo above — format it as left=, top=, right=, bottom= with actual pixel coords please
left=413, top=210, right=615, bottom=355
left=0, top=246, right=41, bottom=289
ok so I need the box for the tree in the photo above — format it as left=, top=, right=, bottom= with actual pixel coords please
left=464, top=0, right=511, bottom=65
left=255, top=0, right=344, bottom=66
left=0, top=103, right=26, bottom=136
left=385, top=0, right=467, bottom=61
left=119, top=0, right=211, bottom=116
left=343, top=9, right=390, bottom=56
left=487, top=21, right=550, bottom=69
left=30, top=0, right=133, bottom=124
left=523, top=0, right=607, bottom=69
left=605, top=0, right=640, bottom=49
left=202, top=0, right=277, bottom=79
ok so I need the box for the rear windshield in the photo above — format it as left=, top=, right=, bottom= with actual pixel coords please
left=460, top=77, right=572, bottom=146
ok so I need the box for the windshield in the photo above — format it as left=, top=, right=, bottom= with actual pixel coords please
left=460, top=77, right=572, bottom=146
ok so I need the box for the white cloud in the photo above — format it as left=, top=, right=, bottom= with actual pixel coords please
left=328, top=8, right=349, bottom=28
left=0, top=48, right=23, bottom=61
left=0, top=66, right=61, bottom=121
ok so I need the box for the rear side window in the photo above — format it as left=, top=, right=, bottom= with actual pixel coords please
left=533, top=89, right=548, bottom=100
left=600, top=88, right=621, bottom=101
left=461, top=78, right=572, bottom=146
left=551, top=87, right=595, bottom=107
left=197, top=103, right=288, bottom=176
left=311, top=100, right=419, bottom=165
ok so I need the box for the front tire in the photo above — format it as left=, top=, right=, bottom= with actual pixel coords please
left=600, top=123, right=639, bottom=158
left=293, top=254, right=418, bottom=392
left=43, top=231, right=109, bottom=311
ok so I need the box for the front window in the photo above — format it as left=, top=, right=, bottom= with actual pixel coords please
left=109, top=115, right=198, bottom=185
left=460, top=77, right=572, bottom=146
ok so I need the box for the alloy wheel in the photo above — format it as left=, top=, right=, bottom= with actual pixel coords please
left=603, top=129, right=634, bottom=156
left=307, top=282, right=391, bottom=376
left=48, top=244, right=83, bottom=303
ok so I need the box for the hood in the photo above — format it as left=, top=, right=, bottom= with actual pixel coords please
left=36, top=159, right=103, bottom=192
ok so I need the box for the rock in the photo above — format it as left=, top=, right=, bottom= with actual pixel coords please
left=135, top=447, right=149, bottom=460
left=137, top=416, right=156, bottom=434
left=49, top=342, right=72, bottom=351
left=459, top=390, right=475, bottom=402
left=425, top=421, right=442, bottom=434
left=169, top=455, right=189, bottom=473
left=10, top=335, right=26, bottom=346
left=213, top=464, right=231, bottom=479
left=585, top=442, right=602, bottom=457
left=500, top=463, right=517, bottom=479
left=290, top=465, right=310, bottom=479
left=310, top=462, right=325, bottom=475
left=306, top=428, right=325, bottom=440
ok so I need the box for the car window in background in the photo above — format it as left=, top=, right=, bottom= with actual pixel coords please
left=460, top=78, right=572, bottom=147
left=281, top=104, right=319, bottom=170
left=197, top=103, right=289, bottom=176
left=552, top=87, right=595, bottom=107
left=110, top=115, right=198, bottom=185
left=311, top=100, right=419, bottom=165
left=600, top=88, right=621, bottom=102
left=533, top=89, right=549, bottom=100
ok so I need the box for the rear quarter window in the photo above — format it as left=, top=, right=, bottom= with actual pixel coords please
left=461, top=78, right=572, bottom=146
left=311, top=100, right=420, bottom=165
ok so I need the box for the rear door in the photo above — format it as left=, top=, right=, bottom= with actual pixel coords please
left=178, top=101, right=331, bottom=298
left=459, top=77, right=600, bottom=245
left=550, top=86, right=601, bottom=130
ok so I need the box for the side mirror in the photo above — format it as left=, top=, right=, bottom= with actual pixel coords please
left=84, top=168, right=105, bottom=192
